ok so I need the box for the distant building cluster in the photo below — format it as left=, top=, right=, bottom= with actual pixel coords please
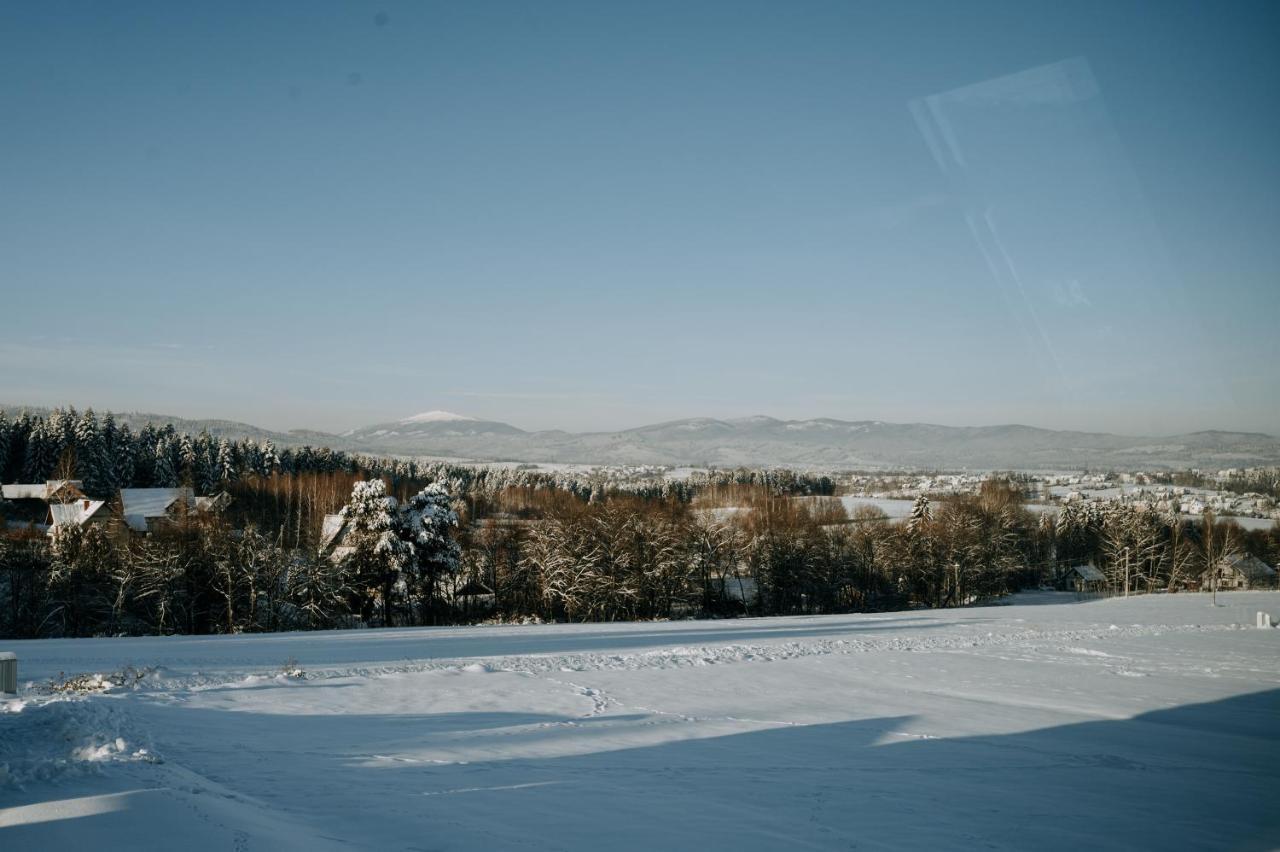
left=1, top=479, right=231, bottom=536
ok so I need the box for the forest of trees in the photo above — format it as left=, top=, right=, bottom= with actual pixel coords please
left=1, top=408, right=1276, bottom=639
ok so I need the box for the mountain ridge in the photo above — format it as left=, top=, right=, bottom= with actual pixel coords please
left=3, top=404, right=1277, bottom=470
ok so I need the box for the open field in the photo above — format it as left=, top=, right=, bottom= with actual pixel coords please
left=3, top=592, right=1279, bottom=850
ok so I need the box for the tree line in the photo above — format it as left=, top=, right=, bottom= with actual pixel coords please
left=1, top=410, right=1276, bottom=638
left=0, top=408, right=835, bottom=502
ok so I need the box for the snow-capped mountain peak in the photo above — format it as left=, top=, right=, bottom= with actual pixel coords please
left=399, top=410, right=476, bottom=424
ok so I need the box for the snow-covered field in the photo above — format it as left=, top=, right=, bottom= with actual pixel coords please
left=3, top=592, right=1278, bottom=850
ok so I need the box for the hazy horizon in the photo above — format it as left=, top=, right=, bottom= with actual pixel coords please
left=3, top=2, right=1277, bottom=436
left=3, top=398, right=1279, bottom=441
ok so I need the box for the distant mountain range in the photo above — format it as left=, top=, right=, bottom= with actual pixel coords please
left=339, top=412, right=1280, bottom=470
left=5, top=405, right=1278, bottom=470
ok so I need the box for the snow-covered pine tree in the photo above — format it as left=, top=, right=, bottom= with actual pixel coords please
left=0, top=411, right=10, bottom=483
left=401, top=482, right=462, bottom=620
left=22, top=419, right=56, bottom=482
left=130, top=424, right=157, bottom=486
left=215, top=438, right=237, bottom=485
left=73, top=408, right=106, bottom=496
left=239, top=441, right=262, bottom=479
left=178, top=432, right=198, bottom=487
left=152, top=436, right=180, bottom=488
left=46, top=408, right=72, bottom=453
left=907, top=495, right=931, bottom=534
left=3, top=412, right=30, bottom=482
left=339, top=479, right=411, bottom=626
left=111, top=421, right=137, bottom=490
left=260, top=440, right=280, bottom=476
left=194, top=431, right=217, bottom=494
left=99, top=412, right=120, bottom=492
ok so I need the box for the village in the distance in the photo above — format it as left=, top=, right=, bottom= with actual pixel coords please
left=1, top=406, right=1276, bottom=642
left=3, top=2, right=1278, bottom=849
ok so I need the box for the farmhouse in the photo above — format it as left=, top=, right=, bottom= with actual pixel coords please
left=1203, top=554, right=1277, bottom=591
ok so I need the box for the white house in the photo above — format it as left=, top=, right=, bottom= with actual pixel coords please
left=48, top=499, right=108, bottom=531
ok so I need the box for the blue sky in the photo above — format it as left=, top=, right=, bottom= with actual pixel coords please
left=2, top=1, right=1277, bottom=435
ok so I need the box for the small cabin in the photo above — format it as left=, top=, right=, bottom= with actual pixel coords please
left=452, top=578, right=496, bottom=612
left=1058, top=564, right=1107, bottom=593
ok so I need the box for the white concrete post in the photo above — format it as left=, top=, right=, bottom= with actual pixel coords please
left=0, top=652, right=16, bottom=694
left=1258, top=612, right=1273, bottom=629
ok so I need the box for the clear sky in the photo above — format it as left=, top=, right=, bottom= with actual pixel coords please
left=2, top=1, right=1277, bottom=436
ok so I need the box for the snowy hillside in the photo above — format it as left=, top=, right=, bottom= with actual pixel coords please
left=2, top=592, right=1278, bottom=850
left=343, top=411, right=526, bottom=442
left=337, top=415, right=1280, bottom=469
left=6, top=404, right=1278, bottom=468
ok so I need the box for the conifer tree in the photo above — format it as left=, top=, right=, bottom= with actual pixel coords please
left=401, top=482, right=462, bottom=620
left=153, top=436, right=180, bottom=488
left=22, top=419, right=55, bottom=482
left=194, top=431, right=217, bottom=494
left=907, top=495, right=932, bottom=534
left=132, top=424, right=158, bottom=486
left=215, top=438, right=237, bottom=485
left=4, top=412, right=33, bottom=482
left=261, top=441, right=281, bottom=476
left=0, top=411, right=10, bottom=483
left=74, top=408, right=106, bottom=495
left=178, top=432, right=198, bottom=486
left=111, top=420, right=137, bottom=490
left=339, top=480, right=411, bottom=625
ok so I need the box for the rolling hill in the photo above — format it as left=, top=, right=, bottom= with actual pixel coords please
left=5, top=404, right=1278, bottom=470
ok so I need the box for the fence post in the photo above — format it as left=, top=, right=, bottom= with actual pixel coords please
left=0, top=652, right=16, bottom=695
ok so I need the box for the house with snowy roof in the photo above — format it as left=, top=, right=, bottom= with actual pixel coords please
left=319, top=514, right=356, bottom=562
left=119, top=487, right=196, bottom=532
left=116, top=487, right=231, bottom=534
left=47, top=498, right=109, bottom=532
left=1203, top=554, right=1276, bottom=591
left=2, top=480, right=91, bottom=530
left=1, top=479, right=87, bottom=503
left=1057, top=564, right=1107, bottom=593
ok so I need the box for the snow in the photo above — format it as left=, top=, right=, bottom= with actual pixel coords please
left=2, top=592, right=1278, bottom=850
left=400, top=411, right=477, bottom=424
